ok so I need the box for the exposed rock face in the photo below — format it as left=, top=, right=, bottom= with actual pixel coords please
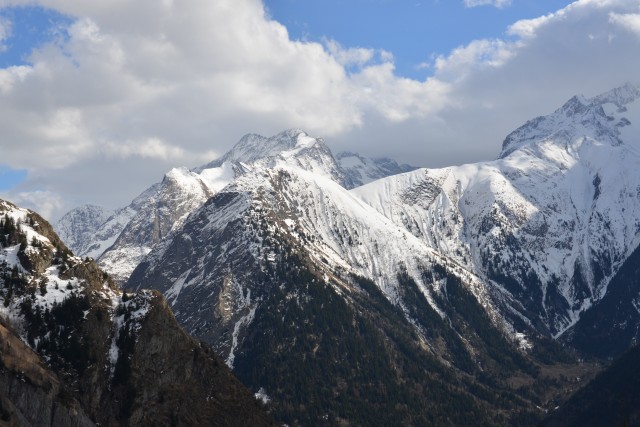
left=96, top=168, right=216, bottom=284
left=0, top=320, right=94, bottom=427
left=0, top=198, right=271, bottom=426
left=56, top=205, right=114, bottom=259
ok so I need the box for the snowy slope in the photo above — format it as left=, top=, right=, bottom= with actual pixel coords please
left=62, top=129, right=408, bottom=285
left=56, top=184, right=159, bottom=262
left=96, top=167, right=217, bottom=283
left=96, top=130, right=342, bottom=284
left=56, top=204, right=114, bottom=257
left=0, top=198, right=120, bottom=336
left=197, top=129, right=347, bottom=186
left=128, top=160, right=527, bottom=367
left=353, top=84, right=640, bottom=336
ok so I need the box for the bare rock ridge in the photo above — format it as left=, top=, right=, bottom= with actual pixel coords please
left=0, top=319, right=94, bottom=427
left=0, top=198, right=271, bottom=426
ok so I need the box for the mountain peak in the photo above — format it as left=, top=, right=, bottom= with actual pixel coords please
left=194, top=129, right=348, bottom=187
left=591, top=81, right=640, bottom=107
left=499, top=83, right=640, bottom=159
left=202, top=129, right=318, bottom=169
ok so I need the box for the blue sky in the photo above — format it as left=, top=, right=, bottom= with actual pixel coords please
left=0, top=0, right=638, bottom=219
left=0, top=166, right=26, bottom=191
left=0, top=6, right=71, bottom=68
left=264, top=0, right=574, bottom=78
left=0, top=6, right=69, bottom=192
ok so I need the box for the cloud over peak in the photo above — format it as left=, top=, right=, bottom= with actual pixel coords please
left=0, top=0, right=638, bottom=220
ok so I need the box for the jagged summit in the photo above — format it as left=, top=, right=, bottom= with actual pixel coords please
left=200, top=129, right=320, bottom=168
left=194, top=129, right=348, bottom=188
left=56, top=129, right=411, bottom=284
left=354, top=83, right=640, bottom=338
left=499, top=83, right=640, bottom=159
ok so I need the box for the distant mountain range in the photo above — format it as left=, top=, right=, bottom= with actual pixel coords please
left=57, top=131, right=416, bottom=285
left=46, top=83, right=640, bottom=425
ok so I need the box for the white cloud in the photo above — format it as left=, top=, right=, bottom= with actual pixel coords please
left=324, top=39, right=376, bottom=67
left=433, top=39, right=520, bottom=81
left=3, top=190, right=63, bottom=220
left=463, top=0, right=512, bottom=9
left=610, top=12, right=640, bottom=35
left=103, top=138, right=186, bottom=161
left=0, top=0, right=638, bottom=221
left=0, top=65, right=30, bottom=92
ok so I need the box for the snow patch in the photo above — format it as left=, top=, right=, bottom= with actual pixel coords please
left=226, top=304, right=257, bottom=369
left=254, top=387, right=271, bottom=404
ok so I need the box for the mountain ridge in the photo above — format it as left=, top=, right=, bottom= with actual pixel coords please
left=0, top=198, right=272, bottom=426
left=56, top=132, right=413, bottom=285
left=44, top=83, right=640, bottom=425
left=353, top=83, right=640, bottom=337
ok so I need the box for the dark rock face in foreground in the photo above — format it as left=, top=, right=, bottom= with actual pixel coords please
left=0, top=319, right=94, bottom=427
left=0, top=198, right=271, bottom=426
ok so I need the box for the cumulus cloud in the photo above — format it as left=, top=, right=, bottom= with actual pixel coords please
left=333, top=0, right=640, bottom=166
left=463, top=0, right=512, bottom=9
left=0, top=0, right=638, bottom=220
left=433, top=39, right=520, bottom=81
left=610, top=12, right=640, bottom=35
left=103, top=138, right=186, bottom=161
left=324, top=39, right=376, bottom=67
left=3, top=190, right=63, bottom=220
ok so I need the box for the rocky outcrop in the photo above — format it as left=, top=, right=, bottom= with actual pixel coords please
left=0, top=320, right=94, bottom=427
left=124, top=293, right=270, bottom=426
left=0, top=198, right=272, bottom=426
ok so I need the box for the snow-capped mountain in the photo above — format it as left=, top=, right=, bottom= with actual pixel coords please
left=55, top=86, right=640, bottom=425
left=57, top=129, right=412, bottom=284
left=42, top=84, right=640, bottom=424
left=353, top=83, right=640, bottom=337
left=336, top=151, right=416, bottom=188
left=0, top=198, right=270, bottom=426
left=128, top=158, right=552, bottom=424
left=128, top=161, right=514, bottom=350
left=197, top=129, right=348, bottom=186
left=56, top=204, right=114, bottom=256
left=96, top=167, right=218, bottom=284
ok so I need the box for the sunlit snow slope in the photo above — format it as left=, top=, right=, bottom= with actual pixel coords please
left=353, top=83, right=640, bottom=336
left=58, top=130, right=410, bottom=284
